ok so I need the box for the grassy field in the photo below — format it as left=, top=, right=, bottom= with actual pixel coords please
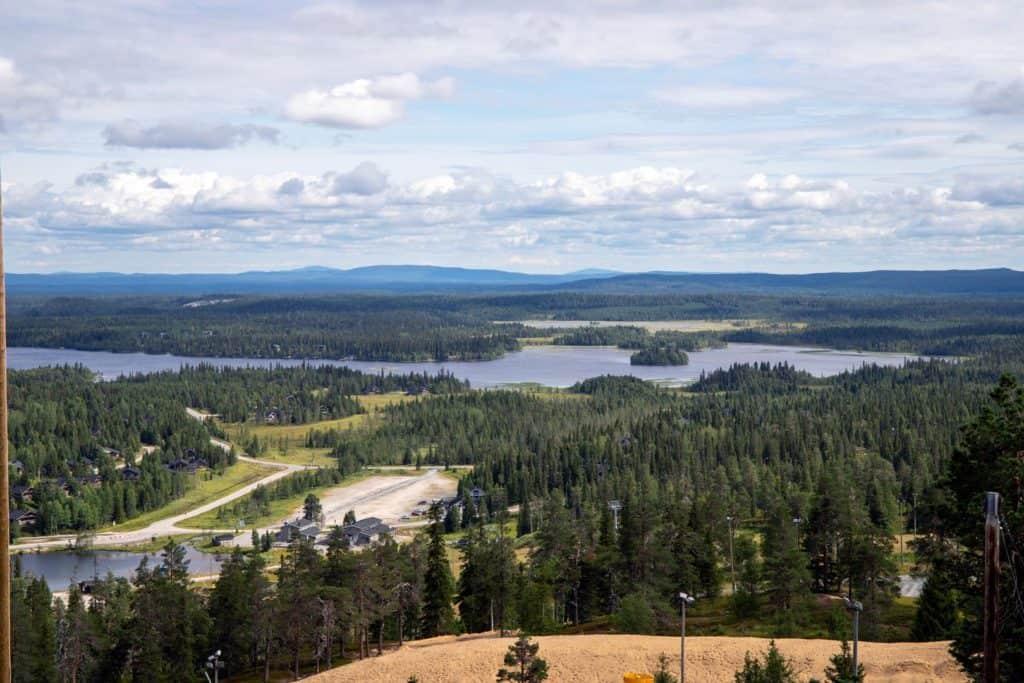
left=99, top=460, right=276, bottom=533
left=222, top=393, right=420, bottom=467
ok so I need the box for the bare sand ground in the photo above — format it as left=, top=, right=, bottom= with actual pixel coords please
left=296, top=469, right=458, bottom=527
left=308, top=633, right=964, bottom=683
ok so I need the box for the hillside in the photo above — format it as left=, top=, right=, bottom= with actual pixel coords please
left=6, top=265, right=1023, bottom=296
left=308, top=633, right=964, bottom=683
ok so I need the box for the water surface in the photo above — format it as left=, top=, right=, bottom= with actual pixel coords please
left=8, top=344, right=919, bottom=387
left=14, top=546, right=223, bottom=591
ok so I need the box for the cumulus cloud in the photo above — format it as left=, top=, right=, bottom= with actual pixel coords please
left=744, top=174, right=856, bottom=211
left=285, top=73, right=454, bottom=128
left=103, top=120, right=280, bottom=149
left=328, top=162, right=389, bottom=196
left=970, top=77, right=1024, bottom=114
left=8, top=162, right=1022, bottom=271
left=951, top=177, right=1024, bottom=206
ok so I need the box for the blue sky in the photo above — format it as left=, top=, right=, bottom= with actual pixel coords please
left=1, top=1, right=1023, bottom=273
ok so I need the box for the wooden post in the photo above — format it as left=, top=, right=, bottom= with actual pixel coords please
left=0, top=170, right=11, bottom=683
left=983, top=491, right=1000, bottom=683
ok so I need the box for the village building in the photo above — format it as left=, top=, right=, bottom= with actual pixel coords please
left=341, top=517, right=393, bottom=547
left=275, top=518, right=320, bottom=544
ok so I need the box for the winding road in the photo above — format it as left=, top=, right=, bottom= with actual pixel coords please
left=13, top=407, right=450, bottom=552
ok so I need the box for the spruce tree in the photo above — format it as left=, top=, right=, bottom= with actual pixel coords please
left=421, top=502, right=455, bottom=637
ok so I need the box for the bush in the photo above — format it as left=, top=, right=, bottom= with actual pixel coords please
left=734, top=640, right=797, bottom=683
left=612, top=592, right=656, bottom=634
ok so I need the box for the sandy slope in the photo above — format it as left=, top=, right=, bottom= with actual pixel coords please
left=308, top=633, right=965, bottom=683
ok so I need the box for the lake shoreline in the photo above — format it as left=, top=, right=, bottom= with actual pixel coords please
left=8, top=343, right=924, bottom=388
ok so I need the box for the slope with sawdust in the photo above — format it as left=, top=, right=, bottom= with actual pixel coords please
left=308, top=633, right=964, bottom=682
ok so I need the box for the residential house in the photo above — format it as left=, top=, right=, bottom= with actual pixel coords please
left=341, top=517, right=393, bottom=547
left=10, top=509, right=38, bottom=528
left=11, top=485, right=34, bottom=504
left=275, top=518, right=319, bottom=544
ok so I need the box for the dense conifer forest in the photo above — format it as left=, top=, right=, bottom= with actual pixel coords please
left=6, top=291, right=1024, bottom=680
left=7, top=365, right=464, bottom=535
left=9, top=292, right=1024, bottom=360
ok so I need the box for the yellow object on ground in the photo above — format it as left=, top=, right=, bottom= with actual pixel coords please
left=623, top=674, right=654, bottom=683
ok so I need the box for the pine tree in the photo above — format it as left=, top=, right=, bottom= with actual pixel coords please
left=517, top=502, right=532, bottom=537
left=823, top=640, right=864, bottom=683
left=910, top=564, right=958, bottom=641
left=763, top=504, right=809, bottom=610
left=421, top=502, right=454, bottom=637
left=496, top=634, right=549, bottom=682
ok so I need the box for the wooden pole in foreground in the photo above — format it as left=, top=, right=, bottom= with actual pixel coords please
left=0, top=169, right=11, bottom=683
left=983, top=491, right=1000, bottom=683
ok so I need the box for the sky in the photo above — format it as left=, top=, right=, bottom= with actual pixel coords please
left=1, top=1, right=1023, bottom=274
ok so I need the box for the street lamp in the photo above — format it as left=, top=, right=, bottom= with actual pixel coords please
left=470, top=487, right=484, bottom=522
left=843, top=597, right=863, bottom=678
left=678, top=591, right=695, bottom=683
left=204, top=650, right=224, bottom=683
left=608, top=500, right=622, bottom=532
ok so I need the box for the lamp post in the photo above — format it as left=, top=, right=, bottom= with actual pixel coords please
left=679, top=591, right=695, bottom=683
left=725, top=515, right=736, bottom=595
left=608, top=499, right=622, bottom=532
left=204, top=650, right=224, bottom=683
left=470, top=487, right=484, bottom=522
left=843, top=597, right=863, bottom=678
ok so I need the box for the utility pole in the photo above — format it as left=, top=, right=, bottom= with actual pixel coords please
left=912, top=492, right=918, bottom=536
left=678, top=592, right=694, bottom=683
left=983, top=491, right=1000, bottom=683
left=725, top=515, right=736, bottom=595
left=844, top=597, right=862, bottom=678
left=0, top=169, right=11, bottom=683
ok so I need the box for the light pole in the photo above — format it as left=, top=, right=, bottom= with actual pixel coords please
left=679, top=591, right=695, bottom=683
left=843, top=597, right=862, bottom=679
left=470, top=487, right=484, bottom=522
left=608, top=499, right=622, bottom=533
left=725, top=515, right=736, bottom=595
left=204, top=650, right=224, bottom=683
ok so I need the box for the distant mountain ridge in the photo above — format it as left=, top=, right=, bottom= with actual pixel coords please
left=6, top=265, right=1022, bottom=297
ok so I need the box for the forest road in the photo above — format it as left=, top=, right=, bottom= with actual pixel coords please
left=11, top=409, right=315, bottom=552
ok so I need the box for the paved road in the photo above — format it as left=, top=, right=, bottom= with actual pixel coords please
left=13, top=409, right=313, bottom=551
left=14, top=407, right=447, bottom=551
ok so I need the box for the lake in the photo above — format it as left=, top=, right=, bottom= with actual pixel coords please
left=8, top=343, right=920, bottom=387
left=14, top=546, right=224, bottom=591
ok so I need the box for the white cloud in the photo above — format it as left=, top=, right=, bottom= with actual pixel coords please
left=7, top=163, right=1023, bottom=271
left=103, top=121, right=280, bottom=149
left=285, top=73, right=454, bottom=128
left=655, top=85, right=801, bottom=109
left=0, top=56, right=60, bottom=126
left=970, top=76, right=1024, bottom=114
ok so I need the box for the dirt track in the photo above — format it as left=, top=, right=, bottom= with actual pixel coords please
left=308, top=633, right=965, bottom=683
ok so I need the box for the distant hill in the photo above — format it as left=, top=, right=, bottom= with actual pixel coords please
left=558, top=268, right=1024, bottom=296
left=6, top=265, right=1022, bottom=297
left=6, top=265, right=619, bottom=296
